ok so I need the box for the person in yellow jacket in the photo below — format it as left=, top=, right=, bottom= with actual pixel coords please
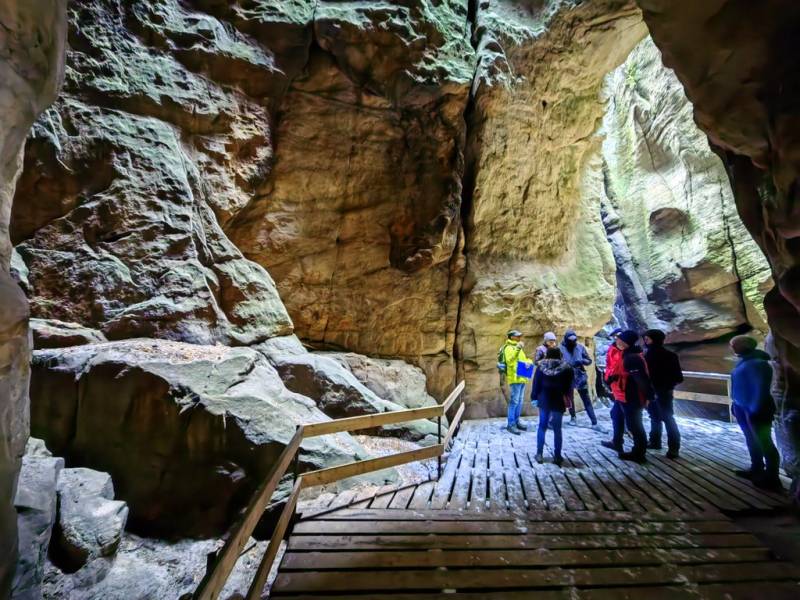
left=502, top=330, right=534, bottom=434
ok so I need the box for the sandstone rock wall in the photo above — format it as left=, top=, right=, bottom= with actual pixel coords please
left=12, top=0, right=293, bottom=347
left=456, top=0, right=646, bottom=415
left=0, top=1, right=66, bottom=595
left=635, top=0, right=800, bottom=493
left=599, top=36, right=772, bottom=357
left=225, top=2, right=476, bottom=398
left=9, top=1, right=790, bottom=505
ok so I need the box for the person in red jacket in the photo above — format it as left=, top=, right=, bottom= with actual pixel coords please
left=601, top=330, right=652, bottom=463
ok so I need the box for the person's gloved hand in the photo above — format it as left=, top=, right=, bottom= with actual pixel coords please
left=517, top=341, right=525, bottom=348
left=606, top=374, right=619, bottom=384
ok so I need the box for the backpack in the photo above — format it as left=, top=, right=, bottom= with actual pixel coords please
left=497, top=345, right=507, bottom=373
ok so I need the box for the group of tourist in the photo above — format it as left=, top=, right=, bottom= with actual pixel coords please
left=498, top=328, right=782, bottom=491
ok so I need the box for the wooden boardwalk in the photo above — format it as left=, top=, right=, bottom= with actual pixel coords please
left=272, top=415, right=798, bottom=598
left=272, top=508, right=800, bottom=598
left=304, top=414, right=790, bottom=515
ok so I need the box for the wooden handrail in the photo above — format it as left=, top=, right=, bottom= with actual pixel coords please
left=302, top=404, right=442, bottom=438
left=682, top=370, right=730, bottom=381
left=442, top=380, right=466, bottom=412
left=245, top=478, right=302, bottom=600
left=301, top=444, right=443, bottom=488
left=194, top=380, right=466, bottom=600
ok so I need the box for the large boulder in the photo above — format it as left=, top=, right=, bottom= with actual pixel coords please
left=11, top=439, right=63, bottom=600
left=30, top=339, right=369, bottom=536
left=260, top=344, right=440, bottom=444
left=324, top=352, right=440, bottom=410
left=600, top=36, right=773, bottom=343
left=52, top=469, right=128, bottom=572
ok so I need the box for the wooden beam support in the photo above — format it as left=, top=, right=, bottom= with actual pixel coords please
left=443, top=402, right=465, bottom=447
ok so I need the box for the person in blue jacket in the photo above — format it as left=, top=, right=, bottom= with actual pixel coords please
left=729, top=335, right=782, bottom=491
left=560, top=329, right=600, bottom=430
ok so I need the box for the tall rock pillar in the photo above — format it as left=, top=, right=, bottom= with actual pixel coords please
left=0, top=1, right=66, bottom=593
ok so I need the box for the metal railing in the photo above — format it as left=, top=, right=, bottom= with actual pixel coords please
left=675, top=371, right=733, bottom=422
left=193, top=380, right=466, bottom=600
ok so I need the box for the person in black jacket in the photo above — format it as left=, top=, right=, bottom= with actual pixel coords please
left=643, top=329, right=683, bottom=459
left=531, top=347, right=574, bottom=467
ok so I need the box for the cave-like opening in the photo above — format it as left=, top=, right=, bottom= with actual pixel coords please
left=2, top=1, right=800, bottom=599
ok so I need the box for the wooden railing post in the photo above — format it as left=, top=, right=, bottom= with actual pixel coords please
left=726, top=377, right=734, bottom=423
left=437, top=415, right=442, bottom=479
left=292, top=425, right=301, bottom=481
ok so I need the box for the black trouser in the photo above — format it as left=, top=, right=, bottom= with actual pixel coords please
left=647, top=387, right=680, bottom=452
left=732, top=404, right=780, bottom=478
left=611, top=399, right=647, bottom=457
left=568, top=387, right=597, bottom=425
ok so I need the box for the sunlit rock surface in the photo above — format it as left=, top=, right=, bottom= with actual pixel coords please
left=226, top=1, right=475, bottom=399
left=636, top=0, right=800, bottom=492
left=601, top=37, right=773, bottom=343
left=456, top=0, right=646, bottom=415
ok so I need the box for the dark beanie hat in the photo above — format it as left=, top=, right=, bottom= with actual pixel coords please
left=618, top=330, right=639, bottom=346
left=644, top=329, right=666, bottom=345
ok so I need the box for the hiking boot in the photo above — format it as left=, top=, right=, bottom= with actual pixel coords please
left=591, top=423, right=605, bottom=433
left=666, top=450, right=680, bottom=460
left=506, top=425, right=521, bottom=435
left=734, top=469, right=758, bottom=480
left=647, top=441, right=662, bottom=450
left=515, top=421, right=529, bottom=431
left=753, top=474, right=783, bottom=492
left=601, top=440, right=621, bottom=451
left=568, top=417, right=578, bottom=426
left=553, top=456, right=563, bottom=467
left=619, top=452, right=647, bottom=464
left=534, top=453, right=544, bottom=464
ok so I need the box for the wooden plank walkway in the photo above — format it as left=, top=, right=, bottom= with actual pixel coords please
left=272, top=509, right=800, bottom=598
left=304, top=414, right=790, bottom=514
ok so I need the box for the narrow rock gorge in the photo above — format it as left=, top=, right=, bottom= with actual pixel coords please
left=598, top=36, right=773, bottom=373
left=3, top=0, right=800, bottom=597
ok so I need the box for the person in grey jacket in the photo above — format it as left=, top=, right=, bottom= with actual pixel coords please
left=560, top=329, right=600, bottom=429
